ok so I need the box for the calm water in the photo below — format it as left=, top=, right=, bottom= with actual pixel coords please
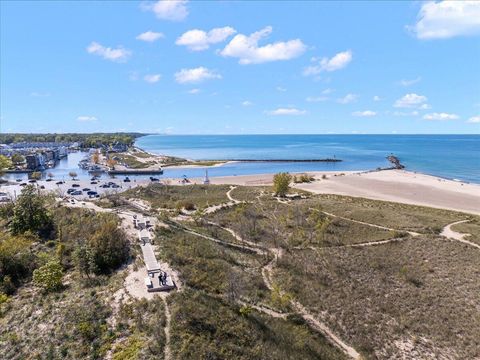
left=136, top=135, right=480, bottom=183
left=5, top=135, right=479, bottom=183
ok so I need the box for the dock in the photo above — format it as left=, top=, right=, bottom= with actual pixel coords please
left=136, top=217, right=175, bottom=292
left=109, top=169, right=164, bottom=175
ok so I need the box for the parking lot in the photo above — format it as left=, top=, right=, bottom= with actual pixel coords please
left=0, top=176, right=151, bottom=201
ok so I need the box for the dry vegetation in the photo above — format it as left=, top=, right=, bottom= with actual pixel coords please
left=275, top=237, right=480, bottom=359
left=1, top=183, right=478, bottom=359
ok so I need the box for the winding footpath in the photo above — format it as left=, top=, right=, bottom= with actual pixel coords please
left=440, top=220, right=479, bottom=249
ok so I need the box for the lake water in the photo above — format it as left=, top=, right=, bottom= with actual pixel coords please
left=136, top=134, right=480, bottom=183
left=4, top=135, right=479, bottom=183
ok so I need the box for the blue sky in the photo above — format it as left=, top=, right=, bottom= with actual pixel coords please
left=1, top=0, right=479, bottom=134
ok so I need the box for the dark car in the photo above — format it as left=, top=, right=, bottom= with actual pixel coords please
left=40, top=185, right=45, bottom=189
left=150, top=177, right=159, bottom=182
left=72, top=190, right=82, bottom=196
left=28, top=179, right=37, bottom=183
left=16, top=179, right=22, bottom=182
left=100, top=184, right=110, bottom=188
left=56, top=181, right=64, bottom=185
left=45, top=178, right=52, bottom=182
left=67, top=188, right=75, bottom=194
left=82, top=188, right=91, bottom=192
left=111, top=184, right=120, bottom=188
left=20, top=183, right=27, bottom=186
left=72, top=183, right=80, bottom=188
left=90, top=181, right=98, bottom=185
left=87, top=191, right=97, bottom=196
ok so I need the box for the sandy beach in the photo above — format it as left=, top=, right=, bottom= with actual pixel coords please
left=2, top=169, right=479, bottom=215
left=208, top=170, right=480, bottom=215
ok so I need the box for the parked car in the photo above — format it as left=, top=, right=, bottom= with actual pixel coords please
left=150, top=177, right=159, bottom=182
left=87, top=191, right=97, bottom=196
left=72, top=183, right=80, bottom=188
left=20, top=183, right=27, bottom=186
left=28, top=179, right=37, bottom=183
left=82, top=188, right=91, bottom=192
left=71, top=190, right=82, bottom=196
left=90, top=181, right=98, bottom=185
left=16, top=179, right=22, bottom=182
left=56, top=181, right=64, bottom=185
left=67, top=188, right=75, bottom=194
left=40, top=185, right=45, bottom=189
left=45, top=178, right=52, bottom=182
left=111, top=184, right=120, bottom=188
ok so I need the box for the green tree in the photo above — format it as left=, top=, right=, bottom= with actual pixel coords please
left=88, top=220, right=129, bottom=273
left=11, top=153, right=25, bottom=165
left=32, top=260, right=63, bottom=292
left=273, top=172, right=292, bottom=197
left=0, top=155, right=12, bottom=176
left=10, top=185, right=54, bottom=239
left=73, top=245, right=98, bottom=278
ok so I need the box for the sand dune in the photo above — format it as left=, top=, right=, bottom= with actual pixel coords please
left=210, top=170, right=480, bottom=215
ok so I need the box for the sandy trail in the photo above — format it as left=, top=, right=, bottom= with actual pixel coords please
left=162, top=297, right=172, bottom=360
left=440, top=220, right=479, bottom=249
left=319, top=210, right=421, bottom=237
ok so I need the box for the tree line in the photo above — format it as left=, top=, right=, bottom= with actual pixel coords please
left=0, top=133, right=144, bottom=148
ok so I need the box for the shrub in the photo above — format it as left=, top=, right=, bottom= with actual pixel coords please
left=32, top=261, right=63, bottom=292
left=273, top=172, right=292, bottom=197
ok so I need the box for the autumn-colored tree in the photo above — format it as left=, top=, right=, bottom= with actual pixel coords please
left=30, top=171, right=42, bottom=181
left=91, top=152, right=100, bottom=164
left=68, top=171, right=78, bottom=180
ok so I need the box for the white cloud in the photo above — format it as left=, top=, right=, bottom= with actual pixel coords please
left=409, top=1, right=480, bottom=39
left=392, top=110, right=420, bottom=117
left=136, top=31, right=164, bottom=42
left=322, top=88, right=334, bottom=95
left=174, top=67, right=221, bottom=84
left=87, top=42, right=131, bottom=62
left=77, top=116, right=97, bottom=122
left=306, top=96, right=329, bottom=102
left=303, top=50, right=352, bottom=76
left=188, top=88, right=201, bottom=94
left=398, top=77, right=421, bottom=86
left=144, top=74, right=162, bottom=83
left=423, top=112, right=459, bottom=120
left=242, top=100, right=253, bottom=106
left=142, top=0, right=189, bottom=21
left=220, top=26, right=306, bottom=64
left=276, top=86, right=287, bottom=92
left=352, top=110, right=377, bottom=117
left=337, top=93, right=358, bottom=104
left=373, top=95, right=382, bottom=101
left=467, top=115, right=480, bottom=123
left=266, top=107, right=307, bottom=116
left=176, top=26, right=236, bottom=51
left=394, top=93, right=428, bottom=108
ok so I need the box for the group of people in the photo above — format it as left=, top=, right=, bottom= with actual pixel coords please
left=159, top=271, right=168, bottom=286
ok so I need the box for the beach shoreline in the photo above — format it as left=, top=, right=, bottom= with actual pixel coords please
left=2, top=169, right=479, bottom=215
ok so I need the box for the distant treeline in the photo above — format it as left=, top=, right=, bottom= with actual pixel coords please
left=0, top=133, right=145, bottom=148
